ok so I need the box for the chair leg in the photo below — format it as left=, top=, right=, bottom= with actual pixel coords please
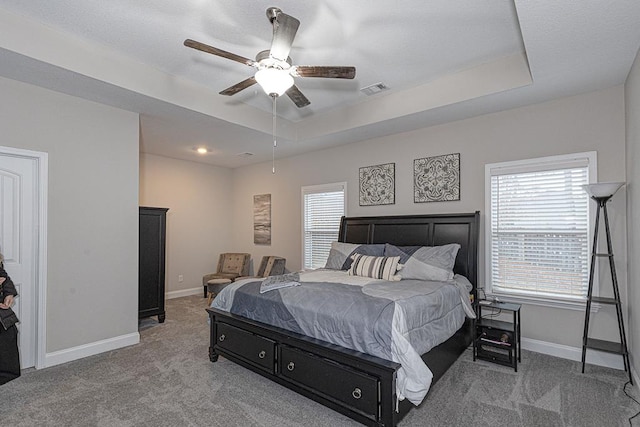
left=207, top=292, right=214, bottom=306
left=204, top=285, right=208, bottom=298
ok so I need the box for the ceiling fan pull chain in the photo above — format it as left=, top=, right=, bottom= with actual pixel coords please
left=273, top=95, right=277, bottom=149
left=272, top=95, right=277, bottom=174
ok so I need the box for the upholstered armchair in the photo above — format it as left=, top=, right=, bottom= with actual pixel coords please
left=202, top=253, right=251, bottom=298
left=237, top=256, right=286, bottom=281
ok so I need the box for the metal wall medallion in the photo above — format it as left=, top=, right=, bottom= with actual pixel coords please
left=359, top=163, right=395, bottom=206
left=414, top=153, right=460, bottom=202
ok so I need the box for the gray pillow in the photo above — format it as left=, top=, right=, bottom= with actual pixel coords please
left=384, top=243, right=460, bottom=281
left=324, top=242, right=385, bottom=270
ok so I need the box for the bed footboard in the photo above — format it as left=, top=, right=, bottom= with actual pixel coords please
left=208, top=307, right=402, bottom=427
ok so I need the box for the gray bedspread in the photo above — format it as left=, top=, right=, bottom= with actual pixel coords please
left=211, top=270, right=471, bottom=405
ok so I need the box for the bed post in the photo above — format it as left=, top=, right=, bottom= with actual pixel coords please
left=208, top=311, right=219, bottom=362
left=379, top=369, right=398, bottom=426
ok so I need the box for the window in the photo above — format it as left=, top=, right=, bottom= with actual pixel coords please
left=485, top=152, right=596, bottom=304
left=302, top=182, right=346, bottom=270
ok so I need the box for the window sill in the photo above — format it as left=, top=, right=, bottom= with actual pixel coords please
left=486, top=292, right=600, bottom=312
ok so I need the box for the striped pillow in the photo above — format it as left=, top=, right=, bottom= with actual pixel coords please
left=348, top=254, right=401, bottom=281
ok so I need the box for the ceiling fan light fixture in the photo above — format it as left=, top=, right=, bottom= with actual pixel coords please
left=255, top=67, right=294, bottom=97
left=184, top=7, right=354, bottom=107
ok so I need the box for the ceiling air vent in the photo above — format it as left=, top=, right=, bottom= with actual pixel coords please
left=360, top=82, right=389, bottom=96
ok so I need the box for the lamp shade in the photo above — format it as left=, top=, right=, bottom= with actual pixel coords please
left=255, top=68, right=294, bottom=97
left=581, top=182, right=625, bottom=198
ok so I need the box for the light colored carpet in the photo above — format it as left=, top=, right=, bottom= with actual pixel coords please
left=1, top=295, right=638, bottom=426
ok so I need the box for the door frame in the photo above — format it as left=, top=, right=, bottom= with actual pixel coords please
left=0, top=145, right=48, bottom=369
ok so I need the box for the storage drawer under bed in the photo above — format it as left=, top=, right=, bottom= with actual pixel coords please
left=215, top=322, right=276, bottom=372
left=278, top=344, right=379, bottom=419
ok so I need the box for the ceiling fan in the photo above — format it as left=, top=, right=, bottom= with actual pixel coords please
left=184, top=7, right=356, bottom=108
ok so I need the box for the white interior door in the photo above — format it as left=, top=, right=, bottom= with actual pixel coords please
left=0, top=152, right=37, bottom=368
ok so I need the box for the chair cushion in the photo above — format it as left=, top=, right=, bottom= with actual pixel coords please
left=221, top=254, right=248, bottom=275
left=207, top=278, right=233, bottom=285
left=269, top=258, right=286, bottom=276
left=263, top=257, right=276, bottom=275
left=207, top=278, right=233, bottom=295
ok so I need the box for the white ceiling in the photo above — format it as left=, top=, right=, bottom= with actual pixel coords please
left=1, top=1, right=639, bottom=168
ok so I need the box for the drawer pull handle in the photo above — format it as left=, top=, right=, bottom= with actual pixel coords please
left=219, top=334, right=226, bottom=342
left=287, top=362, right=295, bottom=371
left=352, top=388, right=362, bottom=400
left=258, top=350, right=266, bottom=359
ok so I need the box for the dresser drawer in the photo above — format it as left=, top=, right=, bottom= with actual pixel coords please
left=278, top=345, right=378, bottom=418
left=216, top=322, right=275, bottom=372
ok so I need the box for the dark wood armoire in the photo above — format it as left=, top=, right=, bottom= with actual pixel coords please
left=139, top=206, right=169, bottom=323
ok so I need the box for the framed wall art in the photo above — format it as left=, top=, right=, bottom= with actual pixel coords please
left=414, top=153, right=460, bottom=202
left=253, top=194, right=271, bottom=245
left=359, top=162, right=395, bottom=206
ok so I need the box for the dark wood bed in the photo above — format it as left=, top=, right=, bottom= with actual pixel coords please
left=206, top=212, right=480, bottom=426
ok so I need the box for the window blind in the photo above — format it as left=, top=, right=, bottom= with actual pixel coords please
left=303, top=184, right=345, bottom=270
left=489, top=161, right=590, bottom=300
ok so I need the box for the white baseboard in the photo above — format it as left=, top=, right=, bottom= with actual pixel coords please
left=521, top=337, right=625, bottom=370
left=43, top=332, right=140, bottom=368
left=166, top=286, right=202, bottom=300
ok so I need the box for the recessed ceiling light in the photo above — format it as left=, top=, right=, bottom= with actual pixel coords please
left=196, top=147, right=208, bottom=154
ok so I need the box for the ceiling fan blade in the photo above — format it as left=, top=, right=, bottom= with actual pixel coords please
left=184, top=39, right=257, bottom=67
left=285, top=85, right=311, bottom=108
left=269, top=12, right=300, bottom=62
left=219, top=76, right=257, bottom=96
left=292, top=66, right=356, bottom=79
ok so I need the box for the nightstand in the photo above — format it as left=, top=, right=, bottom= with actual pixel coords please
left=473, top=300, right=521, bottom=371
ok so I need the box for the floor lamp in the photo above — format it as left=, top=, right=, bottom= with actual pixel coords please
left=580, top=181, right=632, bottom=384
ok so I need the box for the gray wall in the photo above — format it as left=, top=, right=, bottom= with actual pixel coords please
left=625, top=45, right=640, bottom=381
left=139, top=153, right=234, bottom=294
left=0, top=76, right=139, bottom=353
left=1, top=60, right=633, bottom=368
left=231, top=86, right=627, bottom=350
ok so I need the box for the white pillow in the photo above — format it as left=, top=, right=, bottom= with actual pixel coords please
left=347, top=254, right=401, bottom=281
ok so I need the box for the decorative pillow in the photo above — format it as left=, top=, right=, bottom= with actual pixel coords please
left=347, top=254, right=401, bottom=281
left=384, top=243, right=460, bottom=282
left=324, top=242, right=385, bottom=270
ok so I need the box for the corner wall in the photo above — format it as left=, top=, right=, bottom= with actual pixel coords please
left=625, top=45, right=640, bottom=382
left=232, top=87, right=627, bottom=355
left=139, top=153, right=234, bottom=296
left=0, top=76, right=139, bottom=355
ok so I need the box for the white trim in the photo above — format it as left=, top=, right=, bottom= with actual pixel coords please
left=486, top=152, right=594, bottom=175
left=166, top=287, right=201, bottom=299
left=521, top=337, right=624, bottom=370
left=301, top=181, right=347, bottom=270
left=301, top=181, right=348, bottom=195
left=36, top=152, right=48, bottom=370
left=0, top=145, right=48, bottom=370
left=43, top=332, right=140, bottom=368
left=482, top=293, right=601, bottom=312
left=484, top=151, right=598, bottom=307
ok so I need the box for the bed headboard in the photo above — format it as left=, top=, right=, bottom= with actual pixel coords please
left=338, top=212, right=480, bottom=292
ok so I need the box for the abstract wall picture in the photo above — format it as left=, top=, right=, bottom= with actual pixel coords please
left=414, top=153, right=460, bottom=202
left=253, top=194, right=271, bottom=245
left=359, top=163, right=395, bottom=206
